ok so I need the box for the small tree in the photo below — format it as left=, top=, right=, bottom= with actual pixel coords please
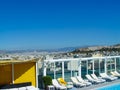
left=42, top=76, right=52, bottom=90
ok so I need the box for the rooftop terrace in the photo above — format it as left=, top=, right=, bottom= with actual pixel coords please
left=72, top=79, right=120, bottom=90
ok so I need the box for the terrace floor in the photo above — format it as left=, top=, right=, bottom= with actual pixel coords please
left=71, top=79, right=120, bottom=90
left=39, top=79, right=120, bottom=90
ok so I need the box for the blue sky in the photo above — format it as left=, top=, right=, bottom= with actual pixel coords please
left=0, top=0, right=120, bottom=49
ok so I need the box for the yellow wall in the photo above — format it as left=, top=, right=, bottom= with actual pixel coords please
left=14, top=62, right=36, bottom=87
left=0, top=64, right=12, bottom=85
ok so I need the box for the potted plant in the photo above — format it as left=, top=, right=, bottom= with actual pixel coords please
left=42, top=75, right=52, bottom=90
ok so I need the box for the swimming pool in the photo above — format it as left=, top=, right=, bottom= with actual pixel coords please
left=97, top=83, right=120, bottom=90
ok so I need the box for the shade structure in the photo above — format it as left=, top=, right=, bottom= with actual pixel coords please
left=0, top=59, right=39, bottom=88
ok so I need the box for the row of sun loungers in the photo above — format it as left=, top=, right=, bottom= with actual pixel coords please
left=86, top=72, right=119, bottom=83
left=52, top=71, right=120, bottom=90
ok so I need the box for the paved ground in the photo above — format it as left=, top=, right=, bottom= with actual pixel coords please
left=71, top=79, right=120, bottom=90
left=40, top=79, right=120, bottom=90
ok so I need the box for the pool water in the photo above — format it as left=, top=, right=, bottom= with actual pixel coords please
left=97, top=83, right=120, bottom=90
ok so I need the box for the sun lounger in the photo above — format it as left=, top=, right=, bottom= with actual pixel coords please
left=111, top=71, right=120, bottom=78
left=52, top=79, right=67, bottom=90
left=57, top=78, right=73, bottom=89
left=111, top=71, right=116, bottom=76
left=91, top=74, right=106, bottom=83
left=111, top=71, right=120, bottom=77
left=76, top=76, right=92, bottom=86
left=100, top=73, right=117, bottom=81
left=85, top=74, right=101, bottom=84
left=26, top=86, right=39, bottom=90
left=114, top=71, right=120, bottom=76
left=71, top=77, right=86, bottom=87
left=104, top=73, right=118, bottom=80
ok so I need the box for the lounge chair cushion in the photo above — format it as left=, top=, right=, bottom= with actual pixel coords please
left=26, top=86, right=39, bottom=90
left=0, top=88, right=18, bottom=90
left=18, top=87, right=26, bottom=90
left=57, top=78, right=67, bottom=86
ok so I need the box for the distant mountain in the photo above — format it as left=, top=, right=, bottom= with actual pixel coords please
left=0, top=50, right=6, bottom=54
left=71, top=43, right=120, bottom=54
left=0, top=44, right=120, bottom=54
left=48, top=46, right=80, bottom=52
left=114, top=44, right=120, bottom=46
left=0, top=47, right=79, bottom=54
left=112, top=44, right=120, bottom=48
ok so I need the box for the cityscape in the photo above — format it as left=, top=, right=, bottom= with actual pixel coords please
left=0, top=43, right=120, bottom=60
left=0, top=0, right=120, bottom=90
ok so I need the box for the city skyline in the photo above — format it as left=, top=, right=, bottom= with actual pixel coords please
left=0, top=0, right=120, bottom=49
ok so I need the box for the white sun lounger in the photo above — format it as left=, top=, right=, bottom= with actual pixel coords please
left=71, top=77, right=86, bottom=87
left=26, top=86, right=39, bottom=90
left=0, top=86, right=39, bottom=90
left=100, top=73, right=117, bottom=81
left=76, top=76, right=92, bottom=86
left=111, top=71, right=116, bottom=76
left=103, top=73, right=118, bottom=80
left=111, top=71, right=120, bottom=78
left=91, top=74, right=106, bottom=83
left=85, top=74, right=101, bottom=84
left=114, top=71, right=120, bottom=76
left=52, top=79, right=67, bottom=90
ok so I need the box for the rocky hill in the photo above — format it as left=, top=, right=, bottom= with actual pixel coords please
left=71, top=44, right=120, bottom=54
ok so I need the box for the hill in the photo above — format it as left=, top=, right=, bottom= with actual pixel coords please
left=71, top=44, right=120, bottom=55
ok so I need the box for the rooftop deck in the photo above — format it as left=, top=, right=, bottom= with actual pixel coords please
left=40, top=56, right=120, bottom=90
left=39, top=79, right=120, bottom=90
left=71, top=79, right=120, bottom=90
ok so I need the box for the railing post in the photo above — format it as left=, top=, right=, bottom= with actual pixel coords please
left=54, top=62, right=56, bottom=79
left=43, top=62, right=47, bottom=76
left=93, top=59, right=94, bottom=74
left=87, top=60, right=88, bottom=75
left=99, top=59, right=101, bottom=74
left=105, top=57, right=107, bottom=74
left=62, top=62, right=64, bottom=79
left=78, top=60, right=81, bottom=77
left=115, top=58, right=117, bottom=71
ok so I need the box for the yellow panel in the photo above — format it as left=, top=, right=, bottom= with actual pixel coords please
left=0, top=64, right=12, bottom=85
left=14, top=62, right=36, bottom=87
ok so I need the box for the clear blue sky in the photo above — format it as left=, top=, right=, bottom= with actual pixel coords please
left=0, top=0, right=120, bottom=49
